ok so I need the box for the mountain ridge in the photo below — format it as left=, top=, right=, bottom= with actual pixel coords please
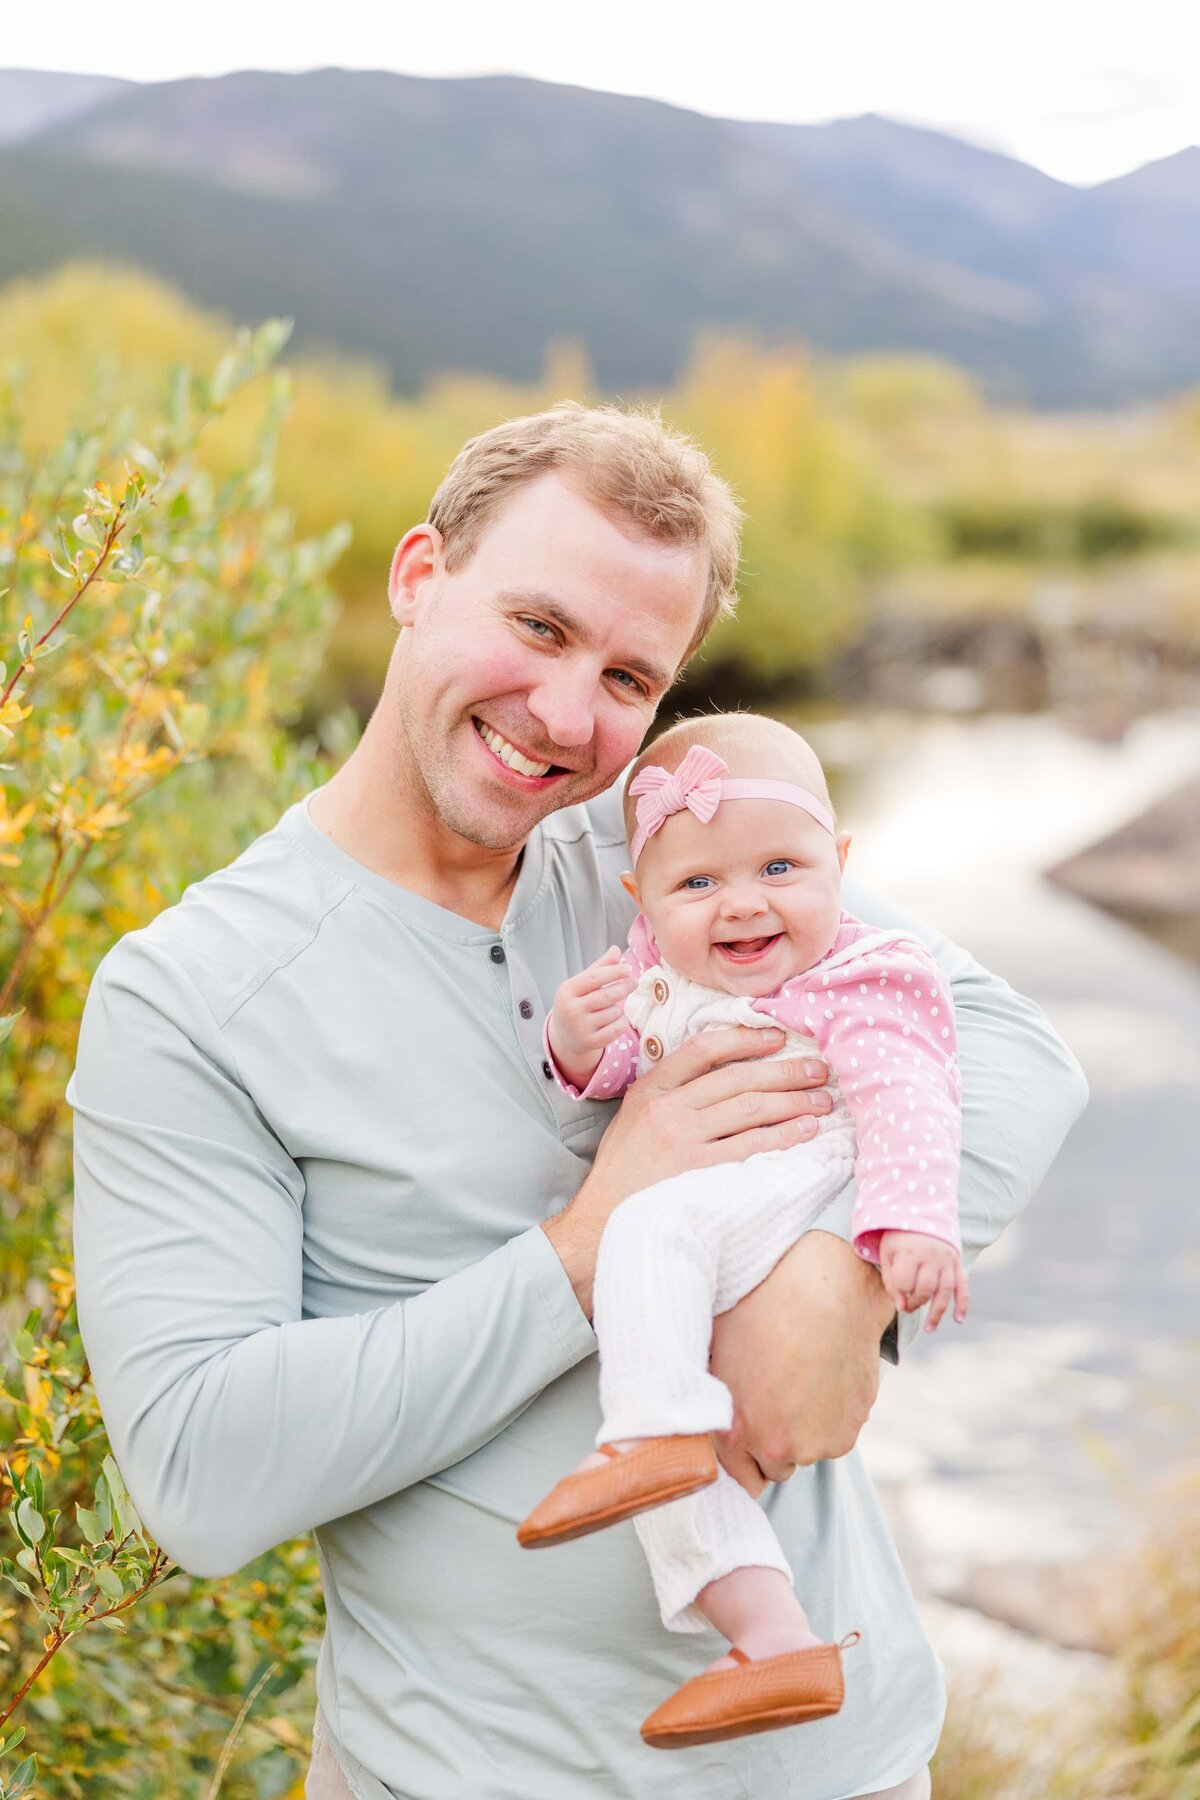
left=2, top=66, right=1199, bottom=404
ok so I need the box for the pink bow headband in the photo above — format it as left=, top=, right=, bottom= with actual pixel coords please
left=628, top=744, right=836, bottom=865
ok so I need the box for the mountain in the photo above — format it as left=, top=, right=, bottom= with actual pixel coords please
left=1, top=66, right=1198, bottom=405
left=0, top=69, right=132, bottom=144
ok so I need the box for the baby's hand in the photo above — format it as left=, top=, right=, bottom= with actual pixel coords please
left=878, top=1230, right=969, bottom=1332
left=547, top=947, right=638, bottom=1087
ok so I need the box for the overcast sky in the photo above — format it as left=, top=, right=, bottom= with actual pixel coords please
left=9, top=0, right=1200, bottom=186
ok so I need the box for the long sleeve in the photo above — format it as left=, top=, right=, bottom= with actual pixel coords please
left=544, top=1014, right=640, bottom=1100
left=809, top=879, right=1089, bottom=1355
left=768, top=940, right=963, bottom=1261
left=69, top=940, right=597, bottom=1578
left=543, top=908, right=660, bottom=1101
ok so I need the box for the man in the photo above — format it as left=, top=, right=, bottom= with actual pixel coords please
left=70, top=404, right=1087, bottom=1800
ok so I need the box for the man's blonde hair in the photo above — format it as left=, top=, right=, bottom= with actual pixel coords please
left=428, top=402, right=742, bottom=661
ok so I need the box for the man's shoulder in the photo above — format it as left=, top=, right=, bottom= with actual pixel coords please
left=94, top=801, right=354, bottom=1032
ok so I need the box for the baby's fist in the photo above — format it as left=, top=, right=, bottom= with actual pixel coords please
left=547, top=947, right=637, bottom=1084
left=878, top=1230, right=969, bottom=1332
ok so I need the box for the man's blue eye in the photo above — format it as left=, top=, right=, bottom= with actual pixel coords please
left=521, top=617, right=554, bottom=637
left=764, top=860, right=793, bottom=876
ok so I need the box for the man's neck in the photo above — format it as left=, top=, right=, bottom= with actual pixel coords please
left=308, top=706, right=524, bottom=932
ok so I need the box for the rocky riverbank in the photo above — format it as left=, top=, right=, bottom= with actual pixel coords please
left=1045, top=774, right=1200, bottom=966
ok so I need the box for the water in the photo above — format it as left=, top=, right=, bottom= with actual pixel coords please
left=797, top=708, right=1200, bottom=1634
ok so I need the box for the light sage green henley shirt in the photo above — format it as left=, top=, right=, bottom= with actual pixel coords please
left=68, top=783, right=1088, bottom=1800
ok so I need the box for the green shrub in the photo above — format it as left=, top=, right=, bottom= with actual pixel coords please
left=0, top=321, right=350, bottom=1797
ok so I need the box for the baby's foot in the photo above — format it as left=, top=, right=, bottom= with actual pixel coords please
left=696, top=1564, right=823, bottom=1672
left=517, top=1434, right=717, bottom=1549
left=570, top=1437, right=643, bottom=1476
left=703, top=1624, right=823, bottom=1675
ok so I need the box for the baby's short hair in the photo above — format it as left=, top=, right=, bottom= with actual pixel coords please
left=623, top=712, right=834, bottom=844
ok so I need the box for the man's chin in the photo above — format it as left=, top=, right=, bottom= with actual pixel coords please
left=435, top=778, right=593, bottom=852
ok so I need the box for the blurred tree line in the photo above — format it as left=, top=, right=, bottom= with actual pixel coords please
left=4, top=263, right=1197, bottom=720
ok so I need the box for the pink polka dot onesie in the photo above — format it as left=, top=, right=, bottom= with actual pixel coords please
left=549, top=909, right=962, bottom=1633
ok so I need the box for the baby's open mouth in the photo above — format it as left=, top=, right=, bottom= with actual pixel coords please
left=714, top=935, right=779, bottom=961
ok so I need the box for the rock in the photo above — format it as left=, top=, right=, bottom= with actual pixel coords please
left=940, top=1553, right=1124, bottom=1654
left=1045, top=776, right=1200, bottom=916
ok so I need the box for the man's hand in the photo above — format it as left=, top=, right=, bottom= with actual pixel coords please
left=709, top=1230, right=896, bottom=1495
left=542, top=1025, right=832, bottom=1317
left=546, top=947, right=637, bottom=1090
left=878, top=1229, right=969, bottom=1331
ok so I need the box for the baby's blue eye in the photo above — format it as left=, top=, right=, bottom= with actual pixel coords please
left=683, top=876, right=714, bottom=891
left=763, top=860, right=794, bottom=876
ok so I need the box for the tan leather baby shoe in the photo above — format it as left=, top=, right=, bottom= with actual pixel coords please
left=516, top=1433, right=718, bottom=1549
left=640, top=1633, right=861, bottom=1749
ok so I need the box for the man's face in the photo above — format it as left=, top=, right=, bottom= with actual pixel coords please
left=389, top=473, right=709, bottom=852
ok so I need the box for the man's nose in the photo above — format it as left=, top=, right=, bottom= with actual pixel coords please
left=526, top=668, right=598, bottom=751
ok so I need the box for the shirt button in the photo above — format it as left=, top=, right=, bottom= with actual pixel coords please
left=652, top=978, right=669, bottom=1005
left=542, top=1059, right=553, bottom=1079
left=519, top=999, right=534, bottom=1020
left=644, top=1034, right=663, bottom=1061
left=489, top=944, right=505, bottom=963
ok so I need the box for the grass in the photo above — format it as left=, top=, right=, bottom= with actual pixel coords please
left=932, top=1474, right=1200, bottom=1800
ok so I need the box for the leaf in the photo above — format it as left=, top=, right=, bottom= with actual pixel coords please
left=7, top=1753, right=37, bottom=1797
left=0, top=1014, right=22, bottom=1050
left=92, top=1562, right=123, bottom=1604
left=75, top=1505, right=106, bottom=1545
left=101, top=1455, right=142, bottom=1540
left=253, top=318, right=294, bottom=365
left=0, top=1727, right=26, bottom=1755
left=210, top=352, right=239, bottom=407
left=49, top=1546, right=88, bottom=1568
left=15, top=1499, right=44, bottom=1544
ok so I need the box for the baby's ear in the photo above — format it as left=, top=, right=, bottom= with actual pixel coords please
left=620, top=870, right=641, bottom=906
left=836, top=833, right=852, bottom=872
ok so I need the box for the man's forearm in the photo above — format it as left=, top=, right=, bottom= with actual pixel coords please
left=76, top=1146, right=594, bottom=1580
left=710, top=1230, right=895, bottom=1485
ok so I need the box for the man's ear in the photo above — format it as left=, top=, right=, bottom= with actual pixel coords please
left=388, top=522, right=443, bottom=627
left=620, top=870, right=642, bottom=907
left=836, top=832, right=852, bottom=873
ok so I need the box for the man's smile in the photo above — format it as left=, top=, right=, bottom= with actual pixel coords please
left=472, top=716, right=575, bottom=786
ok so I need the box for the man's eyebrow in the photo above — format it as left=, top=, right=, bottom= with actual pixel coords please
left=498, top=589, right=676, bottom=692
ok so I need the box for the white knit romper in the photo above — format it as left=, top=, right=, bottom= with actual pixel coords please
left=592, top=963, right=858, bottom=1633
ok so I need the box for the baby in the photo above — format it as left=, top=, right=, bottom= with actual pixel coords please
left=517, top=712, right=968, bottom=1751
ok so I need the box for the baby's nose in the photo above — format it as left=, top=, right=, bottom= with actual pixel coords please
left=721, top=884, right=768, bottom=916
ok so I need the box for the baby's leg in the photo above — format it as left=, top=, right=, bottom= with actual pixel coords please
left=593, top=1141, right=855, bottom=1452
left=634, top=1463, right=815, bottom=1666
left=593, top=1167, right=736, bottom=1447
left=696, top=1567, right=820, bottom=1672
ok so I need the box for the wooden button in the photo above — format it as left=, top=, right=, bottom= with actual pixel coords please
left=652, top=978, right=669, bottom=1005
left=644, top=1034, right=663, bottom=1061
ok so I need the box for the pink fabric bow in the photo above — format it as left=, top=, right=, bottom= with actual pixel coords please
left=628, top=745, right=729, bottom=864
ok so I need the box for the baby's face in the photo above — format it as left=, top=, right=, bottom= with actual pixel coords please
left=630, top=797, right=849, bottom=996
